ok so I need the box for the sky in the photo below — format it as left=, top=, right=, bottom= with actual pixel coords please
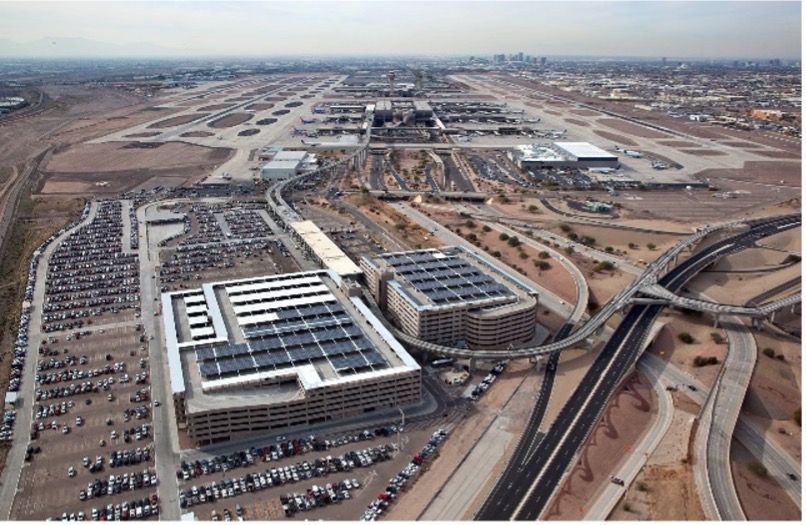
left=0, top=1, right=801, bottom=59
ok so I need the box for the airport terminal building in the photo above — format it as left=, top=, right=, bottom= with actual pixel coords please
left=512, top=141, right=619, bottom=170
left=361, top=247, right=539, bottom=349
left=161, top=270, right=421, bottom=444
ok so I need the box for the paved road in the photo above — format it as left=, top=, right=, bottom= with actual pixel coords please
left=706, top=318, right=753, bottom=520
left=642, top=352, right=802, bottom=510
left=0, top=201, right=96, bottom=519
left=137, top=202, right=182, bottom=520
left=483, top=220, right=589, bottom=323
left=391, top=203, right=574, bottom=319
left=475, top=214, right=799, bottom=520
left=582, top=353, right=675, bottom=520
left=463, top=202, right=647, bottom=275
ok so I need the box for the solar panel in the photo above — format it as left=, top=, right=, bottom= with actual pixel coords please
left=200, top=362, right=219, bottom=377
left=196, top=348, right=216, bottom=361
left=362, top=350, right=387, bottom=366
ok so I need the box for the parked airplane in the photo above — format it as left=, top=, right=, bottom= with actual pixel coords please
left=625, top=150, right=644, bottom=158
left=292, top=127, right=318, bottom=137
left=300, top=117, right=318, bottom=124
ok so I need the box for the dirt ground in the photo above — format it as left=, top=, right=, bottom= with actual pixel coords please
left=679, top=149, right=728, bottom=156
left=245, top=103, right=274, bottom=111
left=657, top=140, right=700, bottom=148
left=570, top=109, right=602, bottom=117
left=384, top=360, right=541, bottom=521
left=565, top=118, right=590, bottom=127
left=43, top=141, right=232, bottom=174
left=597, top=119, right=670, bottom=139
left=147, top=113, right=206, bottom=128
left=593, top=129, right=639, bottom=146
left=179, top=131, right=215, bottom=138
left=609, top=462, right=705, bottom=521
left=649, top=316, right=728, bottom=390
left=747, top=149, right=801, bottom=159
left=730, top=440, right=801, bottom=520
left=698, top=160, right=802, bottom=187
left=197, top=103, right=232, bottom=112
left=419, top=203, right=579, bottom=303
left=207, top=112, right=253, bottom=128
left=123, top=132, right=161, bottom=138
left=543, top=371, right=656, bottom=520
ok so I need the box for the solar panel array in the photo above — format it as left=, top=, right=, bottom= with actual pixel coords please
left=195, top=299, right=388, bottom=380
left=379, top=251, right=515, bottom=305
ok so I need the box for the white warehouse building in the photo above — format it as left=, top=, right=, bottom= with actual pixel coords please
left=260, top=150, right=312, bottom=181
left=512, top=141, right=619, bottom=170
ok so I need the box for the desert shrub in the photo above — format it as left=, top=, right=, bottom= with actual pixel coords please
left=747, top=460, right=768, bottom=478
left=693, top=355, right=719, bottom=367
left=678, top=332, right=694, bottom=344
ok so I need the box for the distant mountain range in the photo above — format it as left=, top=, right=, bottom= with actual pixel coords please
left=0, top=37, right=188, bottom=58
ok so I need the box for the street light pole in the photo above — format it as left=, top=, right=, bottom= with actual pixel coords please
left=396, top=407, right=405, bottom=453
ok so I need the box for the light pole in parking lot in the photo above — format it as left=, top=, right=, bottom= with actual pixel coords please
left=396, top=407, right=405, bottom=453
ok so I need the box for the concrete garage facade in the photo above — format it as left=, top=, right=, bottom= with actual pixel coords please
left=161, top=270, right=421, bottom=444
left=361, top=247, right=539, bottom=350
left=512, top=141, right=619, bottom=170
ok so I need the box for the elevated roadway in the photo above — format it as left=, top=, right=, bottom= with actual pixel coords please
left=642, top=353, right=802, bottom=511
left=638, top=284, right=801, bottom=318
left=474, top=214, right=800, bottom=520
left=582, top=353, right=675, bottom=520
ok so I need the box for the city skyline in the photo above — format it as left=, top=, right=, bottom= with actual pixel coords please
left=0, top=1, right=801, bottom=59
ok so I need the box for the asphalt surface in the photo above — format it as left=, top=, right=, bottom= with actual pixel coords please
left=0, top=202, right=97, bottom=519
left=582, top=353, right=675, bottom=520
left=136, top=202, right=181, bottom=520
left=474, top=213, right=800, bottom=520
left=642, top=352, right=802, bottom=510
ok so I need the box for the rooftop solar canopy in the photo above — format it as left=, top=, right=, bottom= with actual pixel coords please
left=380, top=251, right=515, bottom=306
left=194, top=277, right=389, bottom=380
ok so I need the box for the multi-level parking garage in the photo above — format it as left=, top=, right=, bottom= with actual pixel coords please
left=161, top=270, right=421, bottom=444
left=361, top=247, right=539, bottom=349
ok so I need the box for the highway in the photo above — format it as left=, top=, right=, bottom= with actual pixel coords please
left=641, top=352, right=803, bottom=511
left=474, top=214, right=800, bottom=520
left=705, top=317, right=754, bottom=520
left=582, top=353, right=675, bottom=521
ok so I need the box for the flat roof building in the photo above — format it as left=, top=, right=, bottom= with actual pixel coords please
left=512, top=141, right=619, bottom=170
left=361, top=247, right=539, bottom=349
left=161, top=270, right=421, bottom=444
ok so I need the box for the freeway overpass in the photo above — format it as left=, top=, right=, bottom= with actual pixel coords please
left=475, top=213, right=800, bottom=521
left=635, top=284, right=801, bottom=319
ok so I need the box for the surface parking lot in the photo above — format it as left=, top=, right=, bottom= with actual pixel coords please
left=12, top=324, right=159, bottom=520
left=158, top=200, right=294, bottom=291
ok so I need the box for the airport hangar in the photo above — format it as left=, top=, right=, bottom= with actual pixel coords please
left=161, top=268, right=421, bottom=444
left=361, top=247, right=540, bottom=350
left=511, top=141, right=620, bottom=170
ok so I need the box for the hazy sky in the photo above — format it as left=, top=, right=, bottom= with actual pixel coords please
left=1, top=1, right=801, bottom=59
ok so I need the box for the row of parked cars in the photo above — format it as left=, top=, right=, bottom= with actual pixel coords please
left=10, top=203, right=92, bottom=396
left=179, top=442, right=397, bottom=509
left=0, top=410, right=16, bottom=442
left=360, top=429, right=449, bottom=521
left=42, top=201, right=140, bottom=332
left=178, top=426, right=399, bottom=481
left=469, top=361, right=507, bottom=401
left=62, top=493, right=159, bottom=521
left=280, top=478, right=362, bottom=516
left=78, top=468, right=158, bottom=502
